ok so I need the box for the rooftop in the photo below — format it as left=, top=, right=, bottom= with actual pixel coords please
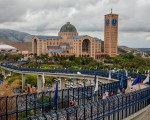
left=35, top=35, right=61, bottom=39
left=0, top=44, right=17, bottom=49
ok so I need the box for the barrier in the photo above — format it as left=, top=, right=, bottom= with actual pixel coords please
left=26, top=87, right=150, bottom=120
left=0, top=63, right=128, bottom=89
left=0, top=81, right=121, bottom=120
left=1, top=62, right=149, bottom=120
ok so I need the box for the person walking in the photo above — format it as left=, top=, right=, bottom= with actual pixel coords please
left=102, top=93, right=106, bottom=99
left=130, top=87, right=134, bottom=92
left=109, top=91, right=114, bottom=97
left=105, top=91, right=109, bottom=98
left=70, top=99, right=74, bottom=107
left=121, top=88, right=125, bottom=94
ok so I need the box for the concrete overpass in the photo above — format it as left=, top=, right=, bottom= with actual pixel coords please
left=1, top=65, right=118, bottom=92
left=1, top=64, right=150, bottom=120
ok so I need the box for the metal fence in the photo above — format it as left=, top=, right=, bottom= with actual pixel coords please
left=1, top=63, right=128, bottom=88
left=26, top=87, right=150, bottom=120
left=0, top=81, right=121, bottom=120
left=1, top=63, right=150, bottom=120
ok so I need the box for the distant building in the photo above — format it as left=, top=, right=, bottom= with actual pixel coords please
left=32, top=10, right=118, bottom=59
left=32, top=22, right=105, bottom=59
left=0, top=44, right=18, bottom=53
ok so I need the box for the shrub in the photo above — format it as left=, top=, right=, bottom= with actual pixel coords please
left=26, top=75, right=37, bottom=87
left=7, top=73, right=21, bottom=85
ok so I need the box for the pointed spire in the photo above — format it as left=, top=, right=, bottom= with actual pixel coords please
left=111, top=8, right=113, bottom=14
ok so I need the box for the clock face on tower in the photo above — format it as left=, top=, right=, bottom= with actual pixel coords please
left=112, top=19, right=117, bottom=26
left=105, top=19, right=110, bottom=25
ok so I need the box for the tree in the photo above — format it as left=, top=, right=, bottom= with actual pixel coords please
left=26, top=75, right=37, bottom=87
left=0, top=73, right=4, bottom=80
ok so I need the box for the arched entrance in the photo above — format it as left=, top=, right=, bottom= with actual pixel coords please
left=82, top=39, right=90, bottom=53
left=34, top=39, right=37, bottom=53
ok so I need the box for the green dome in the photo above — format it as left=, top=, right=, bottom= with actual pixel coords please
left=60, top=22, right=77, bottom=32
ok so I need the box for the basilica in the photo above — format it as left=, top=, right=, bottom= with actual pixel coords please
left=32, top=11, right=118, bottom=59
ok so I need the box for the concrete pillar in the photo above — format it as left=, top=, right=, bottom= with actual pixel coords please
left=22, top=73, right=26, bottom=90
left=37, top=75, right=44, bottom=92
left=2, top=69, right=6, bottom=78
left=10, top=71, right=13, bottom=76
left=58, top=78, right=62, bottom=90
left=61, top=78, right=66, bottom=89
left=42, top=73, right=45, bottom=88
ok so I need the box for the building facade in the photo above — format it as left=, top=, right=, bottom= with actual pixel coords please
left=32, top=11, right=118, bottom=59
left=104, top=10, right=118, bottom=57
left=32, top=22, right=103, bottom=59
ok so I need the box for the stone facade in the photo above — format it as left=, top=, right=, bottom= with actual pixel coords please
left=32, top=22, right=102, bottom=59
left=32, top=11, right=119, bottom=59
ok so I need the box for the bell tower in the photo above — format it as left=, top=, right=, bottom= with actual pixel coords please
left=104, top=9, right=118, bottom=57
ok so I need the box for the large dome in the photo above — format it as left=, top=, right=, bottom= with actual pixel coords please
left=60, top=22, right=77, bottom=32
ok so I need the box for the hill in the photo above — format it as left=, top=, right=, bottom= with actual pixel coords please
left=118, top=46, right=139, bottom=53
left=137, top=48, right=150, bottom=51
left=9, top=42, right=32, bottom=52
left=0, top=29, right=148, bottom=53
left=0, top=29, right=32, bottom=42
left=101, top=41, right=132, bottom=54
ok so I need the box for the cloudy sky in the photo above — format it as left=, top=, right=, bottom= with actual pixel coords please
left=0, top=0, right=150, bottom=48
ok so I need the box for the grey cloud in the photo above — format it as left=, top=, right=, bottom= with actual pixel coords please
left=0, top=0, right=149, bottom=32
left=0, top=0, right=150, bottom=47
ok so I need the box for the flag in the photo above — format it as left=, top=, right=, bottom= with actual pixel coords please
left=120, top=75, right=123, bottom=87
left=83, top=78, right=86, bottom=87
left=143, top=74, right=149, bottom=83
left=131, top=74, right=141, bottom=86
left=108, top=70, right=111, bottom=79
left=42, top=73, right=45, bottom=88
left=94, top=71, right=97, bottom=85
left=117, top=73, right=119, bottom=80
left=94, top=77, right=98, bottom=93
left=105, top=91, right=109, bottom=97
left=54, top=81, right=58, bottom=108
left=125, top=70, right=128, bottom=77
left=141, top=79, right=144, bottom=83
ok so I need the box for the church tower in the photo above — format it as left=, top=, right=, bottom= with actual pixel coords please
left=104, top=9, right=118, bottom=57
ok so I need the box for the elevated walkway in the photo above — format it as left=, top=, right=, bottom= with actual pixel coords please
left=124, top=105, right=150, bottom=120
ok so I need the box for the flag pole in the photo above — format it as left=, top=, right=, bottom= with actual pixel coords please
left=54, top=79, right=58, bottom=110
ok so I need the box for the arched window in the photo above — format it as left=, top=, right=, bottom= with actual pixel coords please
left=82, top=39, right=90, bottom=52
